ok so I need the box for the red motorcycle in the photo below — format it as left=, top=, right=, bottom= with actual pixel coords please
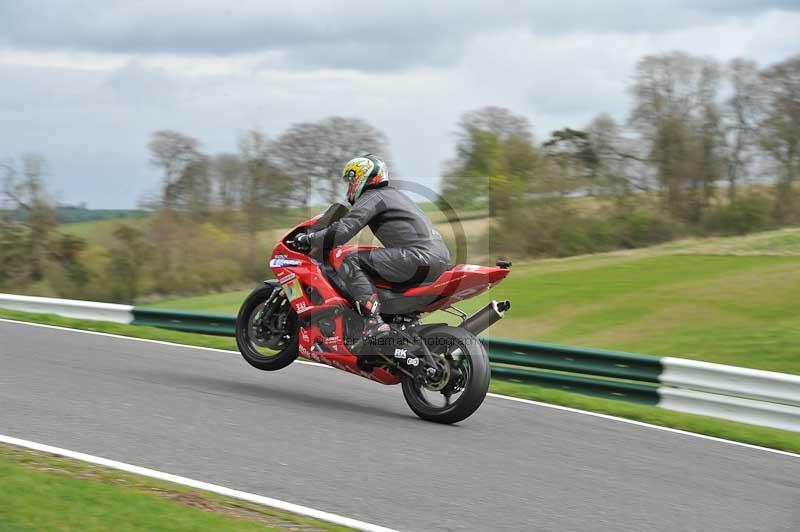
left=235, top=203, right=511, bottom=423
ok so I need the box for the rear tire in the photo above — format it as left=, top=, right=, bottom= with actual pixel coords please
left=236, top=284, right=299, bottom=371
left=401, top=325, right=490, bottom=424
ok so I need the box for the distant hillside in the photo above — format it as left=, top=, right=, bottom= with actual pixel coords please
left=1, top=206, right=148, bottom=224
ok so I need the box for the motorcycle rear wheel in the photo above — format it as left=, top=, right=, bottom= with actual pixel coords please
left=236, top=284, right=299, bottom=371
left=401, top=325, right=490, bottom=424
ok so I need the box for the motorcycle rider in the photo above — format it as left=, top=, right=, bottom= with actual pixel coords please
left=295, top=154, right=451, bottom=344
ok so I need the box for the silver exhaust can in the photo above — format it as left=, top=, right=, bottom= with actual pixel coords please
left=462, top=300, right=511, bottom=336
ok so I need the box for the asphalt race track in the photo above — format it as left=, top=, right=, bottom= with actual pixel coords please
left=1, top=320, right=798, bottom=531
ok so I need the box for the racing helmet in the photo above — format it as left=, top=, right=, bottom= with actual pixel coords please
left=342, top=154, right=388, bottom=204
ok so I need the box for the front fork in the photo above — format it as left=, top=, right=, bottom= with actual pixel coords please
left=253, top=287, right=288, bottom=345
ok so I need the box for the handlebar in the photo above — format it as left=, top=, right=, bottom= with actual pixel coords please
left=286, top=232, right=311, bottom=254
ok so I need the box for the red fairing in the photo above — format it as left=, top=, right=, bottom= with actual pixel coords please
left=410, top=265, right=510, bottom=311
left=270, top=241, right=400, bottom=384
left=296, top=322, right=401, bottom=385
left=271, top=240, right=348, bottom=315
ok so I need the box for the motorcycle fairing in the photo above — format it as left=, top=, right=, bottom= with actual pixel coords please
left=297, top=320, right=401, bottom=385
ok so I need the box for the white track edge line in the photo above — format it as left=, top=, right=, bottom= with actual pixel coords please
left=2, top=318, right=798, bottom=458
left=0, top=434, right=400, bottom=532
left=486, top=393, right=800, bottom=458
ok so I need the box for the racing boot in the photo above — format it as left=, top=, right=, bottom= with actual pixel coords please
left=359, top=294, right=391, bottom=344
left=352, top=295, right=391, bottom=358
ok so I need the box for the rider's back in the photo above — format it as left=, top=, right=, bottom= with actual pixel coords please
left=361, top=186, right=451, bottom=262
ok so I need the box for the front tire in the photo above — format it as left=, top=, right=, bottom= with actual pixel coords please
left=236, top=284, right=299, bottom=371
left=401, top=325, right=491, bottom=424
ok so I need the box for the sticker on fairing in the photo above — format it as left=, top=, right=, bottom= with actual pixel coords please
left=270, top=258, right=302, bottom=268
left=282, top=278, right=303, bottom=301
left=278, top=272, right=296, bottom=284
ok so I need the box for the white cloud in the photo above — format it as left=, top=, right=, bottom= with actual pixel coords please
left=0, top=4, right=798, bottom=207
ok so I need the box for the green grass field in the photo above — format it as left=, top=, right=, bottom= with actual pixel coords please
left=0, top=444, right=350, bottom=532
left=144, top=228, right=800, bottom=375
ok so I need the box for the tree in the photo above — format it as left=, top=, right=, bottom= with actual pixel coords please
left=758, top=54, right=800, bottom=223
left=273, top=117, right=391, bottom=206
left=48, top=233, right=90, bottom=297
left=238, top=129, right=291, bottom=213
left=630, top=52, right=724, bottom=222
left=543, top=128, right=598, bottom=196
left=107, top=224, right=154, bottom=302
left=723, top=58, right=761, bottom=201
left=147, top=130, right=203, bottom=210
left=211, top=153, right=243, bottom=212
left=442, top=106, right=536, bottom=215
left=238, top=129, right=290, bottom=272
left=2, top=153, right=57, bottom=281
left=586, top=113, right=630, bottom=195
left=273, top=123, right=330, bottom=213
left=457, top=106, right=533, bottom=144
left=0, top=221, right=29, bottom=288
left=176, top=155, right=212, bottom=217
left=693, top=59, right=725, bottom=218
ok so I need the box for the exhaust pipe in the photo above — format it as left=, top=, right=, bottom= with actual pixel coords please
left=462, top=300, right=510, bottom=335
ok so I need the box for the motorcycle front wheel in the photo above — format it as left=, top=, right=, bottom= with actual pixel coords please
left=402, top=325, right=491, bottom=424
left=236, top=284, right=299, bottom=371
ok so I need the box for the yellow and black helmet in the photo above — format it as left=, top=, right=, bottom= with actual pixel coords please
left=342, top=154, right=388, bottom=205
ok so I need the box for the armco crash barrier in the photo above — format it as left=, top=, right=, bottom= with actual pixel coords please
left=1, top=293, right=798, bottom=432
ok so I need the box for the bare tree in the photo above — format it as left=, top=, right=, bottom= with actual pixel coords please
left=694, top=59, right=724, bottom=215
left=586, top=113, right=630, bottom=195
left=273, top=123, right=331, bottom=212
left=238, top=129, right=291, bottom=212
left=723, top=58, right=761, bottom=200
left=148, top=130, right=202, bottom=209
left=758, top=54, right=800, bottom=222
left=237, top=129, right=290, bottom=271
left=177, top=155, right=212, bottom=217
left=630, top=52, right=724, bottom=221
left=274, top=117, right=391, bottom=205
left=211, top=153, right=243, bottom=212
left=1, top=158, right=18, bottom=215
left=1, top=153, right=56, bottom=280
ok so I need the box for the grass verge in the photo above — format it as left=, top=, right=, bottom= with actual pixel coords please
left=0, top=444, right=352, bottom=532
left=1, top=308, right=798, bottom=454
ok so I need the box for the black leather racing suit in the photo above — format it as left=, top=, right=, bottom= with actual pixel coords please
left=307, top=185, right=451, bottom=312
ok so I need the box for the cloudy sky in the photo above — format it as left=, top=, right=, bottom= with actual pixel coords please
left=2, top=1, right=799, bottom=208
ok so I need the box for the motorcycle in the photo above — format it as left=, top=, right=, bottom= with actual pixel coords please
left=235, top=203, right=511, bottom=424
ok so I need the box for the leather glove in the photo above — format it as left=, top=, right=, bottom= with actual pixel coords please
left=293, top=232, right=311, bottom=252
